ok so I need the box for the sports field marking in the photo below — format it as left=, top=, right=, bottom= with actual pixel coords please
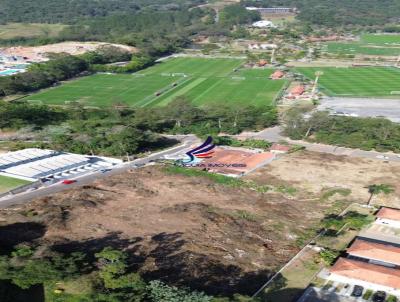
left=155, top=77, right=208, bottom=107
left=137, top=76, right=192, bottom=107
left=295, top=67, right=400, bottom=97
left=192, top=78, right=224, bottom=103
left=23, top=58, right=285, bottom=108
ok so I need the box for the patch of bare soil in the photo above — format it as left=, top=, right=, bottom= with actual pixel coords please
left=246, top=150, right=400, bottom=207
left=2, top=42, right=137, bottom=62
left=0, top=165, right=344, bottom=295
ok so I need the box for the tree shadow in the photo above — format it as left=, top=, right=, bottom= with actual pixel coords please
left=140, top=232, right=272, bottom=296
left=52, top=232, right=143, bottom=266
left=139, top=136, right=180, bottom=153
left=52, top=232, right=141, bottom=253
left=0, top=222, right=46, bottom=255
left=0, top=281, right=44, bottom=302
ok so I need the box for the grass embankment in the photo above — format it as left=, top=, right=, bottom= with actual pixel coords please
left=164, top=165, right=270, bottom=192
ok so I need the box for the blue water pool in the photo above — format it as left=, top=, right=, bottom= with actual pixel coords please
left=0, top=69, right=20, bottom=76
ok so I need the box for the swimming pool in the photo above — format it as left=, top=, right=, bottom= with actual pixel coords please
left=0, top=69, right=20, bottom=76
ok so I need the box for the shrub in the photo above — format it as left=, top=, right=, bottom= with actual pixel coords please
left=319, top=248, right=340, bottom=265
left=363, top=289, right=373, bottom=300
left=387, top=295, right=398, bottom=302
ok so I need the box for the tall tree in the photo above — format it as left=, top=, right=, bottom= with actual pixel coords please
left=366, top=184, right=394, bottom=206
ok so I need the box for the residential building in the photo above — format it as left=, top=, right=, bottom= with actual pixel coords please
left=376, top=207, right=400, bottom=228
left=347, top=238, right=400, bottom=268
left=329, top=258, right=400, bottom=296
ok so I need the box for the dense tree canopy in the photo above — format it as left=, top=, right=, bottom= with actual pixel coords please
left=284, top=110, right=400, bottom=153
left=0, top=0, right=205, bottom=24
left=240, top=0, right=400, bottom=27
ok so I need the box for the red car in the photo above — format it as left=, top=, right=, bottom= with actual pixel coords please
left=62, top=179, right=77, bottom=185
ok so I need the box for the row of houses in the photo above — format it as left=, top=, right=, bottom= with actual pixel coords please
left=327, top=207, right=400, bottom=297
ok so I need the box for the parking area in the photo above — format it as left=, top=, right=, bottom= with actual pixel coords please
left=300, top=279, right=396, bottom=302
left=300, top=286, right=360, bottom=302
left=317, top=97, right=400, bottom=123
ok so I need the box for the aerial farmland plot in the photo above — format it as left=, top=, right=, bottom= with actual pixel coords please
left=295, top=67, right=400, bottom=97
left=22, top=57, right=287, bottom=108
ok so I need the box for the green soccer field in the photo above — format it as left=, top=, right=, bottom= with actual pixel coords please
left=23, top=57, right=286, bottom=108
left=361, top=34, right=400, bottom=45
left=0, top=175, right=31, bottom=193
left=323, top=42, right=400, bottom=56
left=295, top=67, right=400, bottom=97
left=322, top=34, right=400, bottom=56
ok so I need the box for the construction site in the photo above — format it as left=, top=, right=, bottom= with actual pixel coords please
left=0, top=149, right=399, bottom=297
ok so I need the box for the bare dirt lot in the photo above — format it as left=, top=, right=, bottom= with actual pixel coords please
left=1, top=41, right=136, bottom=62
left=0, top=164, right=348, bottom=296
left=0, top=152, right=398, bottom=296
left=246, top=150, right=400, bottom=207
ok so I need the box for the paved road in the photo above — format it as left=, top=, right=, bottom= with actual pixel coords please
left=0, top=135, right=199, bottom=208
left=242, top=126, right=400, bottom=162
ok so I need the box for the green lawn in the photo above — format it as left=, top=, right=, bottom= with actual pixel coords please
left=295, top=67, right=400, bottom=97
left=322, top=34, right=400, bottom=56
left=323, top=42, right=400, bottom=56
left=139, top=57, right=243, bottom=77
left=361, top=33, right=400, bottom=45
left=0, top=175, right=31, bottom=193
left=23, top=58, right=286, bottom=108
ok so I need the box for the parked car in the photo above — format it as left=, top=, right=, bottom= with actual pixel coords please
left=351, top=285, right=364, bottom=297
left=62, top=179, right=77, bottom=185
left=99, top=168, right=112, bottom=173
left=372, top=291, right=386, bottom=302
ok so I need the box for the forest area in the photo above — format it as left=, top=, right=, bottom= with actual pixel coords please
left=241, top=0, right=400, bottom=27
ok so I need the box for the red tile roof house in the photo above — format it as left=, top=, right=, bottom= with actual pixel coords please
left=347, top=238, right=400, bottom=268
left=329, top=258, right=400, bottom=296
left=270, top=70, right=284, bottom=80
left=375, top=207, right=400, bottom=228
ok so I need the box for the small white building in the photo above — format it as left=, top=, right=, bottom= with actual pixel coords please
left=251, top=20, right=277, bottom=28
left=375, top=207, right=400, bottom=228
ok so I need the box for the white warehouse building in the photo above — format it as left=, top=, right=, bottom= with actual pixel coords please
left=0, top=148, right=121, bottom=182
left=251, top=20, right=277, bottom=28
